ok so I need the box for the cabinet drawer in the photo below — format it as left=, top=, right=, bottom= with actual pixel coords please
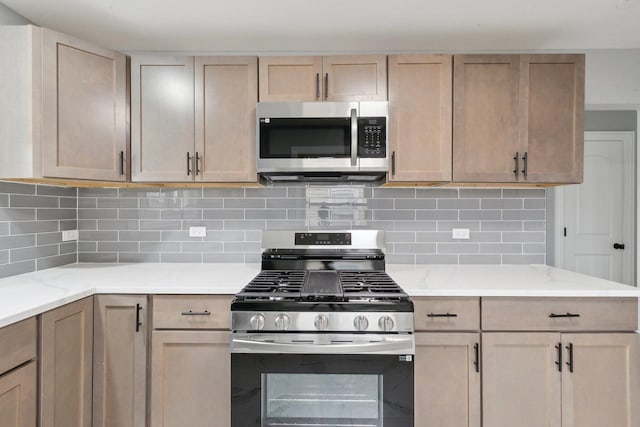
left=152, top=295, right=233, bottom=330
left=0, top=317, right=37, bottom=376
left=482, top=297, right=638, bottom=331
left=413, top=297, right=480, bottom=331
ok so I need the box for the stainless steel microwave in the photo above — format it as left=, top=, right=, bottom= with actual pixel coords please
left=256, top=102, right=388, bottom=182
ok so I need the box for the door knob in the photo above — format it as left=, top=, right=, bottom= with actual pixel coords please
left=613, top=243, right=625, bottom=250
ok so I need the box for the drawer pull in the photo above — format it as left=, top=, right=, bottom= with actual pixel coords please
left=427, top=312, right=458, bottom=318
left=549, top=312, right=580, bottom=318
left=181, top=310, right=211, bottom=316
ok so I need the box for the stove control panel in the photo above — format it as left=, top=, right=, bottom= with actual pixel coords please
left=232, top=311, right=414, bottom=333
left=295, top=232, right=351, bottom=246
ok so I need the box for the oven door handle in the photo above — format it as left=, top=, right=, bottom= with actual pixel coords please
left=231, top=335, right=414, bottom=355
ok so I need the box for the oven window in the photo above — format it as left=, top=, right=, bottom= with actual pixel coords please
left=259, top=118, right=351, bottom=158
left=261, top=373, right=383, bottom=427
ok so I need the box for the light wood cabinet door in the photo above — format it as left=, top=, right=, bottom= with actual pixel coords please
left=0, top=317, right=37, bottom=376
left=323, top=55, right=387, bottom=101
left=482, top=332, right=562, bottom=427
left=150, top=330, right=230, bottom=427
left=131, top=56, right=195, bottom=182
left=388, top=55, right=452, bottom=182
left=259, top=56, right=322, bottom=101
left=415, top=333, right=480, bottom=427
left=259, top=55, right=387, bottom=102
left=561, top=333, right=640, bottom=427
left=40, top=297, right=94, bottom=427
left=195, top=57, right=257, bottom=182
left=93, top=295, right=147, bottom=427
left=519, top=54, right=585, bottom=183
left=453, top=55, right=520, bottom=183
left=42, top=29, right=126, bottom=181
left=0, top=361, right=37, bottom=427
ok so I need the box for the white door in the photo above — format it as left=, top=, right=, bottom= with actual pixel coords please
left=555, top=131, right=635, bottom=285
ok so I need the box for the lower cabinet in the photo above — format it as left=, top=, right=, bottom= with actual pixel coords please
left=482, top=332, right=640, bottom=427
left=150, top=330, right=230, bottom=427
left=149, top=294, right=232, bottom=427
left=415, top=333, right=481, bottom=427
left=40, top=297, right=93, bottom=427
left=0, top=316, right=37, bottom=427
left=0, top=361, right=37, bottom=427
left=93, top=295, right=147, bottom=427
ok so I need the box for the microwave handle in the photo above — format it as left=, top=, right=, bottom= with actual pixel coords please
left=350, top=108, right=358, bottom=166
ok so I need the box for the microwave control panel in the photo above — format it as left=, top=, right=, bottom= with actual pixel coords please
left=358, top=117, right=387, bottom=158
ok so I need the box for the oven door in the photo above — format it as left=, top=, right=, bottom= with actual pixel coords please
left=231, top=333, right=414, bottom=427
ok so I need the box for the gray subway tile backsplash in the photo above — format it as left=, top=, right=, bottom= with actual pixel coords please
left=0, top=183, right=548, bottom=278
left=0, top=183, right=78, bottom=278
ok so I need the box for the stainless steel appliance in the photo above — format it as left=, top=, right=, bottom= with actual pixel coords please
left=256, top=102, right=388, bottom=183
left=231, top=230, right=414, bottom=427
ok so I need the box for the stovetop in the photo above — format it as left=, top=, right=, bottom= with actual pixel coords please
left=232, top=269, right=413, bottom=314
left=236, top=270, right=408, bottom=301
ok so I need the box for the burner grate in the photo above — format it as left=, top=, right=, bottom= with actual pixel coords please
left=237, top=270, right=307, bottom=299
left=339, top=271, right=407, bottom=298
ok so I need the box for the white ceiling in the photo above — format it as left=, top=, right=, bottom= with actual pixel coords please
left=3, top=0, right=640, bottom=53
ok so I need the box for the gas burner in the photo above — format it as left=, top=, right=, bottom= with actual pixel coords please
left=236, top=270, right=307, bottom=299
left=339, top=271, right=406, bottom=299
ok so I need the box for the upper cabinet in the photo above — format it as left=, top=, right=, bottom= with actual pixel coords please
left=453, top=54, right=584, bottom=184
left=519, top=55, right=585, bottom=183
left=131, top=56, right=257, bottom=182
left=387, top=54, right=452, bottom=182
left=0, top=26, right=127, bottom=181
left=195, top=57, right=257, bottom=182
left=259, top=55, right=387, bottom=102
left=42, top=29, right=127, bottom=181
left=131, top=56, right=195, bottom=182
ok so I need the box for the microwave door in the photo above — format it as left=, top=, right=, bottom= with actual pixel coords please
left=259, top=117, right=353, bottom=160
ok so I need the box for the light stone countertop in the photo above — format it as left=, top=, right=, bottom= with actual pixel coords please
left=0, top=263, right=639, bottom=328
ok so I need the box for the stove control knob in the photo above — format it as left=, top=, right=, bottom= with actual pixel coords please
left=250, top=314, right=265, bottom=331
left=314, top=314, right=329, bottom=331
left=378, top=315, right=395, bottom=332
left=275, top=314, right=291, bottom=331
left=353, top=315, right=369, bottom=332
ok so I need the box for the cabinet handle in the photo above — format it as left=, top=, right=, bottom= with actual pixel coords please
left=473, top=342, right=480, bottom=373
left=315, top=73, right=320, bottom=100
left=324, top=73, right=329, bottom=100
left=195, top=152, right=201, bottom=175
left=549, top=312, right=580, bottom=318
left=135, top=303, right=142, bottom=332
left=186, top=152, right=192, bottom=176
left=391, top=151, right=396, bottom=176
left=513, top=152, right=519, bottom=178
left=555, top=343, right=562, bottom=372
left=181, top=310, right=211, bottom=316
left=522, top=152, right=528, bottom=178
left=427, top=312, right=458, bottom=318
left=119, top=151, right=125, bottom=176
left=566, top=343, right=574, bottom=373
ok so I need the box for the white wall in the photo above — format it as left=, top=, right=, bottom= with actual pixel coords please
left=0, top=2, right=31, bottom=25
left=585, top=50, right=640, bottom=107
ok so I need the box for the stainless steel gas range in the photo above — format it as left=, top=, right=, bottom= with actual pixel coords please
left=231, top=230, right=414, bottom=427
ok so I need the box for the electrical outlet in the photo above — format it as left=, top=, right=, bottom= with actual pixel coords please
left=62, top=229, right=79, bottom=242
left=189, top=226, right=207, bottom=237
left=452, top=228, right=470, bottom=239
